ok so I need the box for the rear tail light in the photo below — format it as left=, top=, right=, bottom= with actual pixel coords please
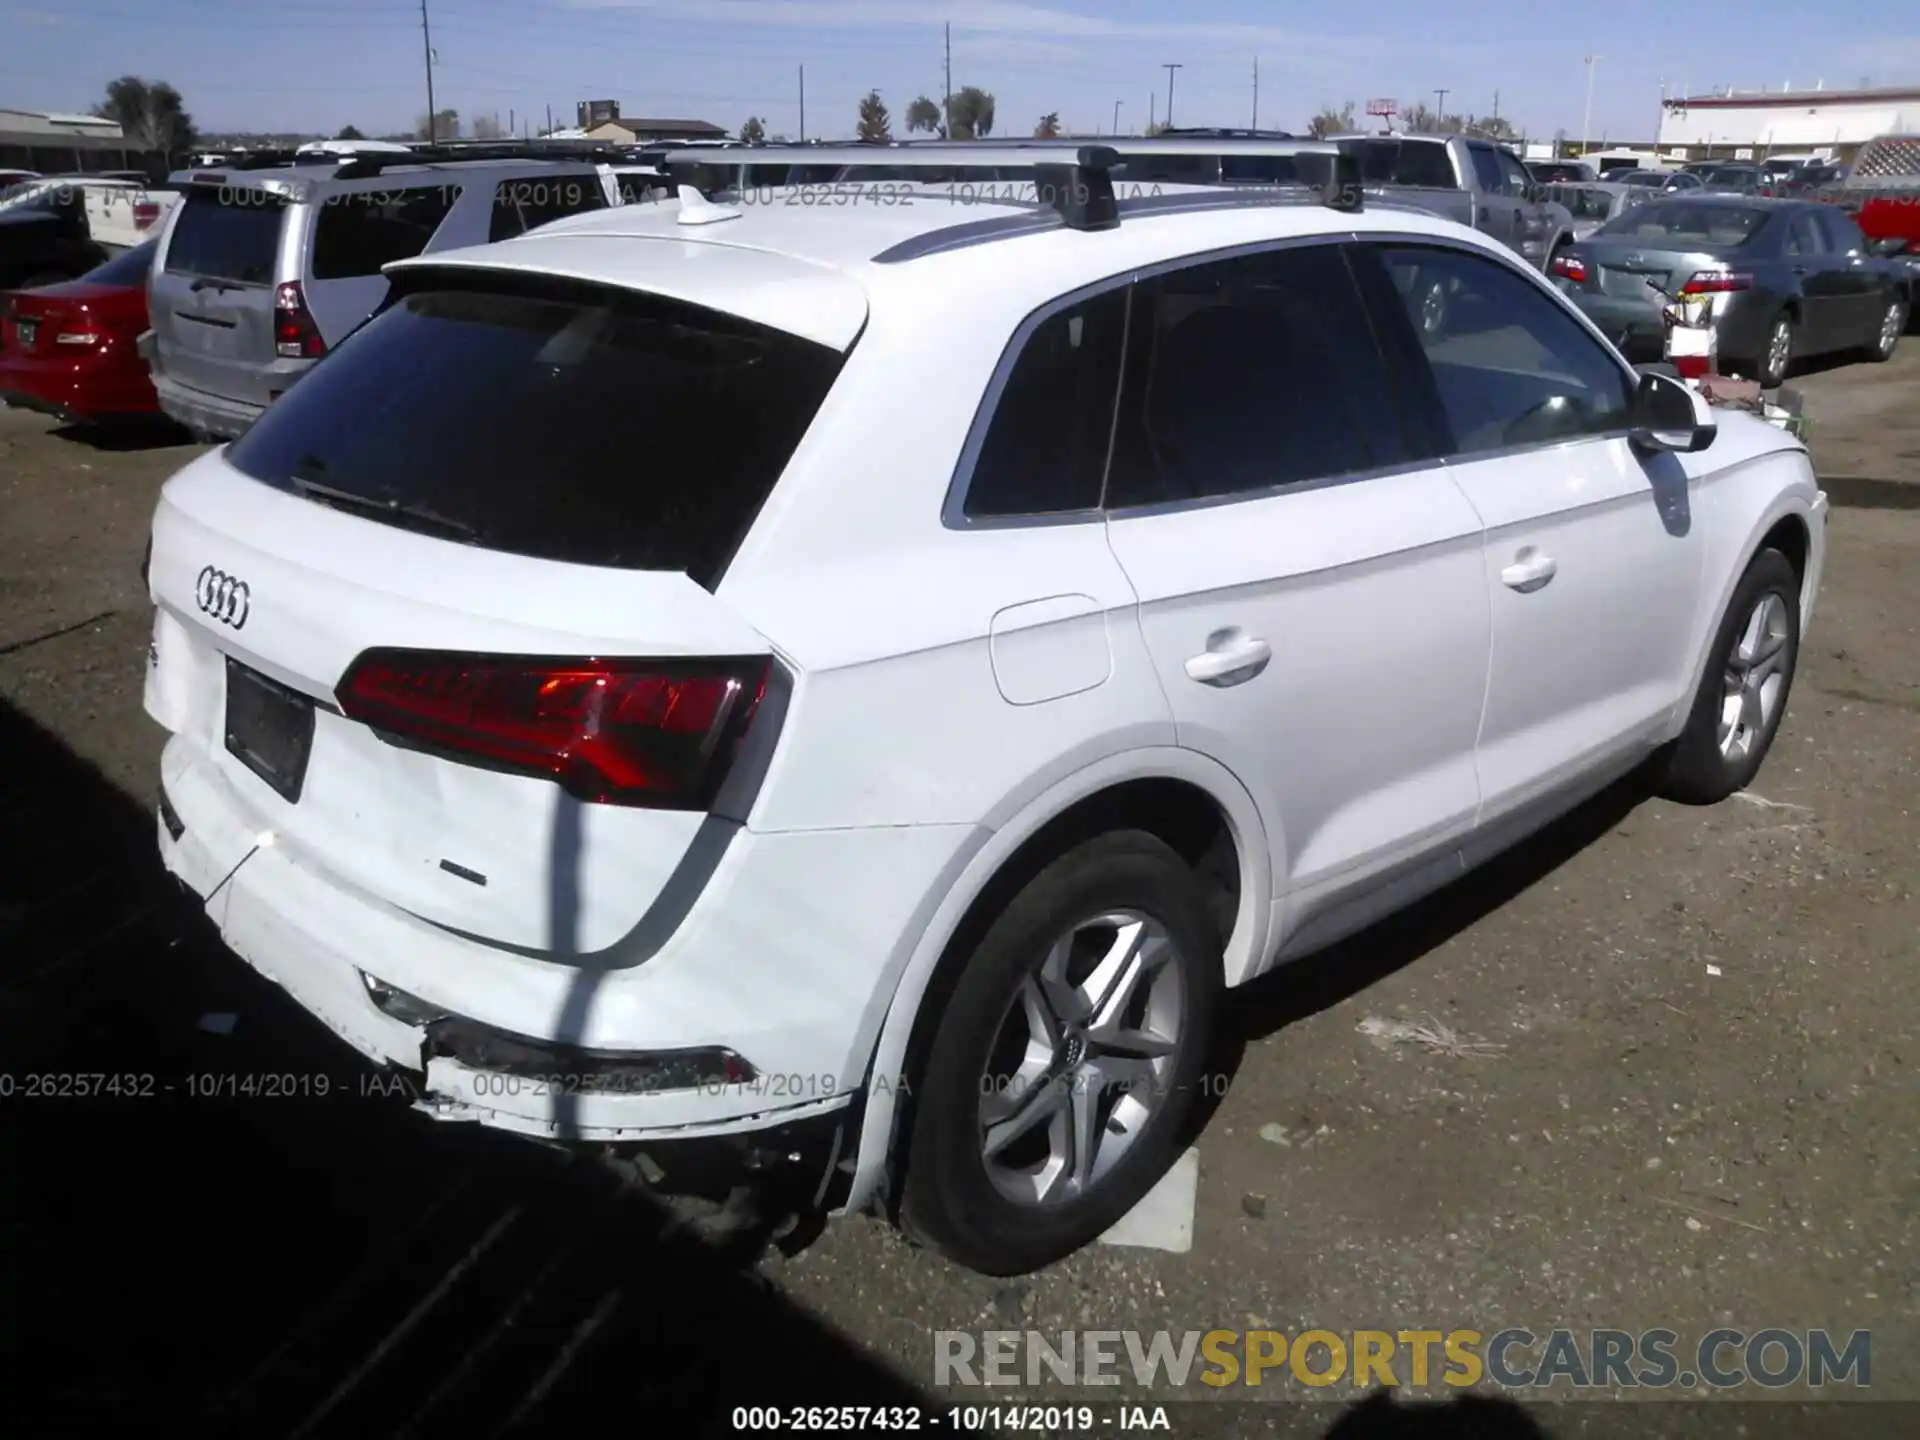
left=337, top=651, right=772, bottom=809
left=1673, top=353, right=1713, bottom=379
left=1550, top=252, right=1589, bottom=283
left=133, top=201, right=161, bottom=230
left=1681, top=271, right=1753, bottom=294
left=274, top=280, right=326, bottom=359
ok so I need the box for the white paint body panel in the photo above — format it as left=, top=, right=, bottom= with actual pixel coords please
left=140, top=189, right=1828, bottom=1212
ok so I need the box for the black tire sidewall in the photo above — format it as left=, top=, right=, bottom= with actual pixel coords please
left=900, top=830, right=1222, bottom=1275
left=1663, top=548, right=1801, bottom=803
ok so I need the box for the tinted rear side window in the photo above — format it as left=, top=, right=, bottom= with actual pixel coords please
left=164, top=190, right=285, bottom=283
left=962, top=286, right=1128, bottom=520
left=223, top=280, right=845, bottom=586
left=1105, top=244, right=1411, bottom=508
left=489, top=174, right=608, bottom=241
left=311, top=186, right=461, bottom=279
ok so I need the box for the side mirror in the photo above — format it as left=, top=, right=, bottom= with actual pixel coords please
left=1628, top=371, right=1717, bottom=454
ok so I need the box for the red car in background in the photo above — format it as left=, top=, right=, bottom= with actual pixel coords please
left=0, top=238, right=162, bottom=425
left=1845, top=135, right=1920, bottom=249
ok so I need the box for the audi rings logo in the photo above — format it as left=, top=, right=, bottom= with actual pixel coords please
left=196, top=566, right=251, bottom=628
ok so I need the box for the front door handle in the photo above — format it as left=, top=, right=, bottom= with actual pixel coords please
left=1185, top=630, right=1272, bottom=686
left=1501, top=548, right=1558, bottom=593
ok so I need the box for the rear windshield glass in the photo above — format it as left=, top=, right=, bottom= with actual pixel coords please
left=1702, top=167, right=1760, bottom=186
left=84, top=237, right=159, bottom=286
left=1597, top=201, right=1768, bottom=245
left=1549, top=185, right=1617, bottom=219
left=164, top=190, right=284, bottom=283
left=223, top=279, right=846, bottom=586
left=1354, top=140, right=1457, bottom=189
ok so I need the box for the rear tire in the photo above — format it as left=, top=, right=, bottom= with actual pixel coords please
left=1657, top=548, right=1801, bottom=805
left=1752, top=312, right=1794, bottom=389
left=899, top=831, right=1222, bottom=1276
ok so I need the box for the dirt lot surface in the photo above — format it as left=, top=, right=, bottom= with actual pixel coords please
left=2, top=350, right=1917, bottom=1439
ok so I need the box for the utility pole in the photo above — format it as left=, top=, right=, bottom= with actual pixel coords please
left=545, top=103, right=552, bottom=137
left=1149, top=92, right=1155, bottom=134
left=1112, top=99, right=1122, bottom=136
left=1163, top=63, right=1183, bottom=128
left=944, top=23, right=953, bottom=139
left=798, top=64, right=806, bottom=142
left=420, top=0, right=437, bottom=144
left=1252, top=57, right=1260, bottom=130
left=1582, top=54, right=1602, bottom=155
left=1434, top=87, right=1449, bottom=129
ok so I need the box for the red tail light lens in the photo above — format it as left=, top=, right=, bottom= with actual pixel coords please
left=1681, top=271, right=1754, bottom=294
left=1674, top=353, right=1712, bottom=379
left=337, top=651, right=772, bottom=809
left=134, top=201, right=161, bottom=230
left=1550, top=252, right=1589, bottom=283
left=274, top=280, right=327, bottom=359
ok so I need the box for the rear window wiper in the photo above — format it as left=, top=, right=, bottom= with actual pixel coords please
left=289, top=463, right=479, bottom=544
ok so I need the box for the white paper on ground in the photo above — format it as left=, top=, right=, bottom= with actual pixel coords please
left=1098, top=1147, right=1199, bottom=1254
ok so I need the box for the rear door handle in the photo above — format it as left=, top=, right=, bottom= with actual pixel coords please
left=1185, top=631, right=1272, bottom=686
left=1501, top=549, right=1558, bottom=593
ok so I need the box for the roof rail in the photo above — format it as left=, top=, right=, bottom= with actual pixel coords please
left=331, top=140, right=624, bottom=178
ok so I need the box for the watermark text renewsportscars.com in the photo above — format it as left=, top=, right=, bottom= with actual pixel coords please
left=935, top=1328, right=1871, bottom=1392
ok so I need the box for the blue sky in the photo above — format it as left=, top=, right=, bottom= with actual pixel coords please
left=6, top=0, right=1919, bottom=141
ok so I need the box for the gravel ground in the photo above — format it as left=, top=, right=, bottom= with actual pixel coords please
left=1, top=351, right=1916, bottom=1439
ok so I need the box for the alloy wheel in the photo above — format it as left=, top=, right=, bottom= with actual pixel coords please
left=1718, top=591, right=1792, bottom=762
left=1880, top=300, right=1906, bottom=356
left=978, top=910, right=1187, bottom=1207
left=1765, top=318, right=1792, bottom=385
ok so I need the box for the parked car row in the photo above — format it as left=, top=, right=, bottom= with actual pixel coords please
left=1548, top=195, right=1909, bottom=383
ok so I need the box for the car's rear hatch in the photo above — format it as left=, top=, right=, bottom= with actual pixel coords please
left=146, top=250, right=865, bottom=956
left=148, top=177, right=288, bottom=404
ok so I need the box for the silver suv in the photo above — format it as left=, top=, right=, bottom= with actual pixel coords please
left=143, top=148, right=622, bottom=439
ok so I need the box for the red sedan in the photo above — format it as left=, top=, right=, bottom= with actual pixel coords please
left=0, top=238, right=161, bottom=425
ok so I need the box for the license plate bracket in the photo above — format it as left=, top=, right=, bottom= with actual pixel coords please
left=224, top=658, right=315, bottom=803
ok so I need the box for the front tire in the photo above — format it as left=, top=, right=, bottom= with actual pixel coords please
left=1864, top=294, right=1906, bottom=361
left=899, top=831, right=1222, bottom=1275
left=1657, top=548, right=1801, bottom=805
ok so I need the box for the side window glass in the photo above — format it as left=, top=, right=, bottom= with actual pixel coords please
left=1816, top=210, right=1862, bottom=254
left=490, top=174, right=608, bottom=242
left=1398, top=142, right=1458, bottom=188
left=1374, top=245, right=1634, bottom=456
left=1789, top=213, right=1826, bottom=256
left=961, top=286, right=1128, bottom=520
left=1496, top=152, right=1531, bottom=196
left=311, top=186, right=460, bottom=280
left=1468, top=146, right=1504, bottom=193
left=1104, top=244, right=1411, bottom=509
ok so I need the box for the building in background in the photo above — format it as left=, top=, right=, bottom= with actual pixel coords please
left=0, top=107, right=166, bottom=176
left=1656, top=84, right=1920, bottom=162
left=581, top=115, right=729, bottom=143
